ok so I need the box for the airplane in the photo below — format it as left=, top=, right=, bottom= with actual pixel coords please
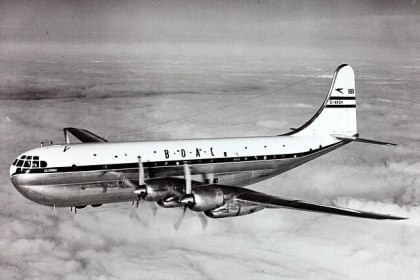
left=9, top=64, right=407, bottom=227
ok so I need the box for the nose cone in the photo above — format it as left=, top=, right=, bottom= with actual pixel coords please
left=10, top=174, right=28, bottom=197
left=9, top=175, right=52, bottom=206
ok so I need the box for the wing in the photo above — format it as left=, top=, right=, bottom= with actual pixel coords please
left=236, top=190, right=407, bottom=220
left=64, top=127, right=108, bottom=143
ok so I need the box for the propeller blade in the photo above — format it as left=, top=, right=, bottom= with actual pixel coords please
left=174, top=205, right=187, bottom=230
left=149, top=202, right=158, bottom=216
left=138, top=156, right=145, bottom=186
left=184, top=163, right=191, bottom=195
left=132, top=158, right=147, bottom=197
left=197, top=212, right=208, bottom=231
left=120, top=176, right=126, bottom=188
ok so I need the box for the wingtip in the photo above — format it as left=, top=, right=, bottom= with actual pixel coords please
left=384, top=214, right=408, bottom=220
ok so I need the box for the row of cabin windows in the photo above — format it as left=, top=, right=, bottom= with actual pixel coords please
left=13, top=155, right=47, bottom=168
left=90, top=144, right=314, bottom=160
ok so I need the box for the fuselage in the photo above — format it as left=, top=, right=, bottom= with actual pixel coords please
left=9, top=135, right=346, bottom=207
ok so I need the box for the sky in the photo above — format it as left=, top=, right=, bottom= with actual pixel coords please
left=1, top=0, right=419, bottom=58
left=1, top=1, right=420, bottom=279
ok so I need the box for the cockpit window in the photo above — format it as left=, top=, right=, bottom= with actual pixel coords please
left=14, top=156, right=47, bottom=169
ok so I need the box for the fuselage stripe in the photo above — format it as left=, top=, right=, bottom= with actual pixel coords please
left=328, top=97, right=356, bottom=100
left=325, top=105, right=356, bottom=108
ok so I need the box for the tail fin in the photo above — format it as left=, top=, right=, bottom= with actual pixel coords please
left=284, top=64, right=357, bottom=137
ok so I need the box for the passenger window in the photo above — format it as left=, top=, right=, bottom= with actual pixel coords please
left=40, top=161, right=47, bottom=168
left=32, top=161, right=39, bottom=168
left=24, top=161, right=31, bottom=167
left=17, top=160, right=24, bottom=167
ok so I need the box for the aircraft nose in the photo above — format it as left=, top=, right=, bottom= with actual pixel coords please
left=9, top=164, right=17, bottom=178
left=9, top=175, right=42, bottom=205
left=10, top=174, right=25, bottom=194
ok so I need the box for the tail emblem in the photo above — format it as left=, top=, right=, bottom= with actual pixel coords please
left=335, top=88, right=344, bottom=94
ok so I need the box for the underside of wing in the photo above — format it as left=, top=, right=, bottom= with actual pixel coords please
left=236, top=191, right=407, bottom=220
left=64, top=127, right=108, bottom=143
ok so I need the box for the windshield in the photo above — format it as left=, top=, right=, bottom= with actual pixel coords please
left=13, top=155, right=47, bottom=169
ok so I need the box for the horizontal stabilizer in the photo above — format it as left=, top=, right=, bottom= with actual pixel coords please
left=64, top=127, right=108, bottom=143
left=332, top=134, right=396, bottom=146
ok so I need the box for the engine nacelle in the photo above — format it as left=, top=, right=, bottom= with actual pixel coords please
left=142, top=178, right=186, bottom=201
left=157, top=200, right=182, bottom=208
left=204, top=204, right=265, bottom=218
left=189, top=186, right=224, bottom=212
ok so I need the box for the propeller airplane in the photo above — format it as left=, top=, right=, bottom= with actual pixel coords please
left=9, top=64, right=407, bottom=228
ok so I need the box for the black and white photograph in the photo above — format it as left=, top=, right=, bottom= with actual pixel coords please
left=1, top=1, right=419, bottom=279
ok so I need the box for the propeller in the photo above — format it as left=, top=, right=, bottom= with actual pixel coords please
left=174, top=163, right=192, bottom=230
left=180, top=163, right=194, bottom=205
left=184, top=163, right=191, bottom=194
left=174, top=204, right=188, bottom=230
left=130, top=157, right=157, bottom=215
left=197, top=212, right=208, bottom=230
left=173, top=163, right=208, bottom=231
left=138, top=156, right=145, bottom=186
left=174, top=206, right=208, bottom=231
left=133, top=156, right=147, bottom=208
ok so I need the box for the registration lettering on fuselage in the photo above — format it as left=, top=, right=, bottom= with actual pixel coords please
left=328, top=100, right=344, bottom=105
left=44, top=168, right=57, bottom=173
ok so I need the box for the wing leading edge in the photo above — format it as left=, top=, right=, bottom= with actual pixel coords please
left=236, top=190, right=407, bottom=220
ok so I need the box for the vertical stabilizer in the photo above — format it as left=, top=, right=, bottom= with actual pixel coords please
left=284, top=64, right=357, bottom=137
